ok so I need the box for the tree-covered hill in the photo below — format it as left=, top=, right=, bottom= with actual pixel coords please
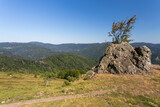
left=0, top=42, right=60, bottom=60
left=73, top=43, right=106, bottom=60
left=0, top=56, right=49, bottom=73
left=30, top=42, right=106, bottom=60
left=42, top=54, right=97, bottom=71
left=0, top=49, right=19, bottom=57
left=0, top=54, right=97, bottom=73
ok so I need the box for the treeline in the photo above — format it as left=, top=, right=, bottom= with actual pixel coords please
left=0, top=56, right=49, bottom=73
left=41, top=69, right=87, bottom=82
left=43, top=54, right=97, bottom=71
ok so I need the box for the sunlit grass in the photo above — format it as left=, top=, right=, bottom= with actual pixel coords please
left=0, top=68, right=160, bottom=106
left=0, top=72, right=65, bottom=103
left=22, top=96, right=108, bottom=107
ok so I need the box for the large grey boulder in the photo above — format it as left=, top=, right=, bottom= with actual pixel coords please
left=94, top=42, right=152, bottom=74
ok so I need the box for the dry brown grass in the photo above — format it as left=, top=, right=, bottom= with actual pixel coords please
left=0, top=67, right=160, bottom=106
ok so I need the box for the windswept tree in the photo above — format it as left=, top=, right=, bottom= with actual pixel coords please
left=108, top=15, right=136, bottom=44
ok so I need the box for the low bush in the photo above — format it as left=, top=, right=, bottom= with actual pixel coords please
left=63, top=81, right=71, bottom=86
left=67, top=76, right=76, bottom=82
left=58, top=69, right=87, bottom=81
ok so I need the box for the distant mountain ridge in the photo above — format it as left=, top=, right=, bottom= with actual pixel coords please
left=30, top=42, right=160, bottom=64
left=0, top=49, right=19, bottom=58
left=29, top=42, right=106, bottom=59
left=29, top=42, right=91, bottom=52
left=0, top=42, right=160, bottom=64
left=0, top=42, right=62, bottom=60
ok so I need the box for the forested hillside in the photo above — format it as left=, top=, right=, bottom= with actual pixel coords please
left=43, top=54, right=97, bottom=71
left=0, top=43, right=60, bottom=60
left=0, top=49, right=19, bottom=57
left=0, top=56, right=49, bottom=73
left=0, top=54, right=97, bottom=73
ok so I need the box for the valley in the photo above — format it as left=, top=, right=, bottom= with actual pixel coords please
left=0, top=42, right=160, bottom=64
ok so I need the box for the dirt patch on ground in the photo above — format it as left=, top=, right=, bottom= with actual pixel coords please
left=0, top=87, right=118, bottom=107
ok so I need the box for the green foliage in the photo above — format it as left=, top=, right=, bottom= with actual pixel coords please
left=43, top=54, right=97, bottom=70
left=34, top=74, right=37, bottom=78
left=40, top=72, right=56, bottom=86
left=41, top=72, right=56, bottom=79
left=33, top=70, right=39, bottom=78
left=0, top=56, right=48, bottom=73
left=0, top=56, right=49, bottom=73
left=39, top=70, right=81, bottom=86
left=108, top=15, right=136, bottom=44
left=79, top=70, right=87, bottom=74
left=0, top=53, right=96, bottom=75
left=0, top=49, right=18, bottom=57
left=63, top=81, right=71, bottom=86
left=67, top=76, right=76, bottom=82
left=58, top=69, right=83, bottom=81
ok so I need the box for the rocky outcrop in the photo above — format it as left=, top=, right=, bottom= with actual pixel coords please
left=94, top=42, right=152, bottom=74
left=85, top=70, right=95, bottom=78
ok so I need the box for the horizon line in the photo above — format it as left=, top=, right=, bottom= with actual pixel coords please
left=0, top=41, right=160, bottom=45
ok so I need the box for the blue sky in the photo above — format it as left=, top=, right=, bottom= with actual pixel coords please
left=0, top=0, right=159, bottom=44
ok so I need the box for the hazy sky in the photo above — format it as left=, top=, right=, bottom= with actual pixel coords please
left=0, top=0, right=159, bottom=44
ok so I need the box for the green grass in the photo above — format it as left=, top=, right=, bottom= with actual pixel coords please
left=0, top=72, right=65, bottom=103
left=0, top=69, right=160, bottom=106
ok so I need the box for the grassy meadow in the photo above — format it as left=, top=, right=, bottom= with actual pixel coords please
left=0, top=68, right=160, bottom=106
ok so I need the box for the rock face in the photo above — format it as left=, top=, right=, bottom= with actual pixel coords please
left=94, top=42, right=152, bottom=74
